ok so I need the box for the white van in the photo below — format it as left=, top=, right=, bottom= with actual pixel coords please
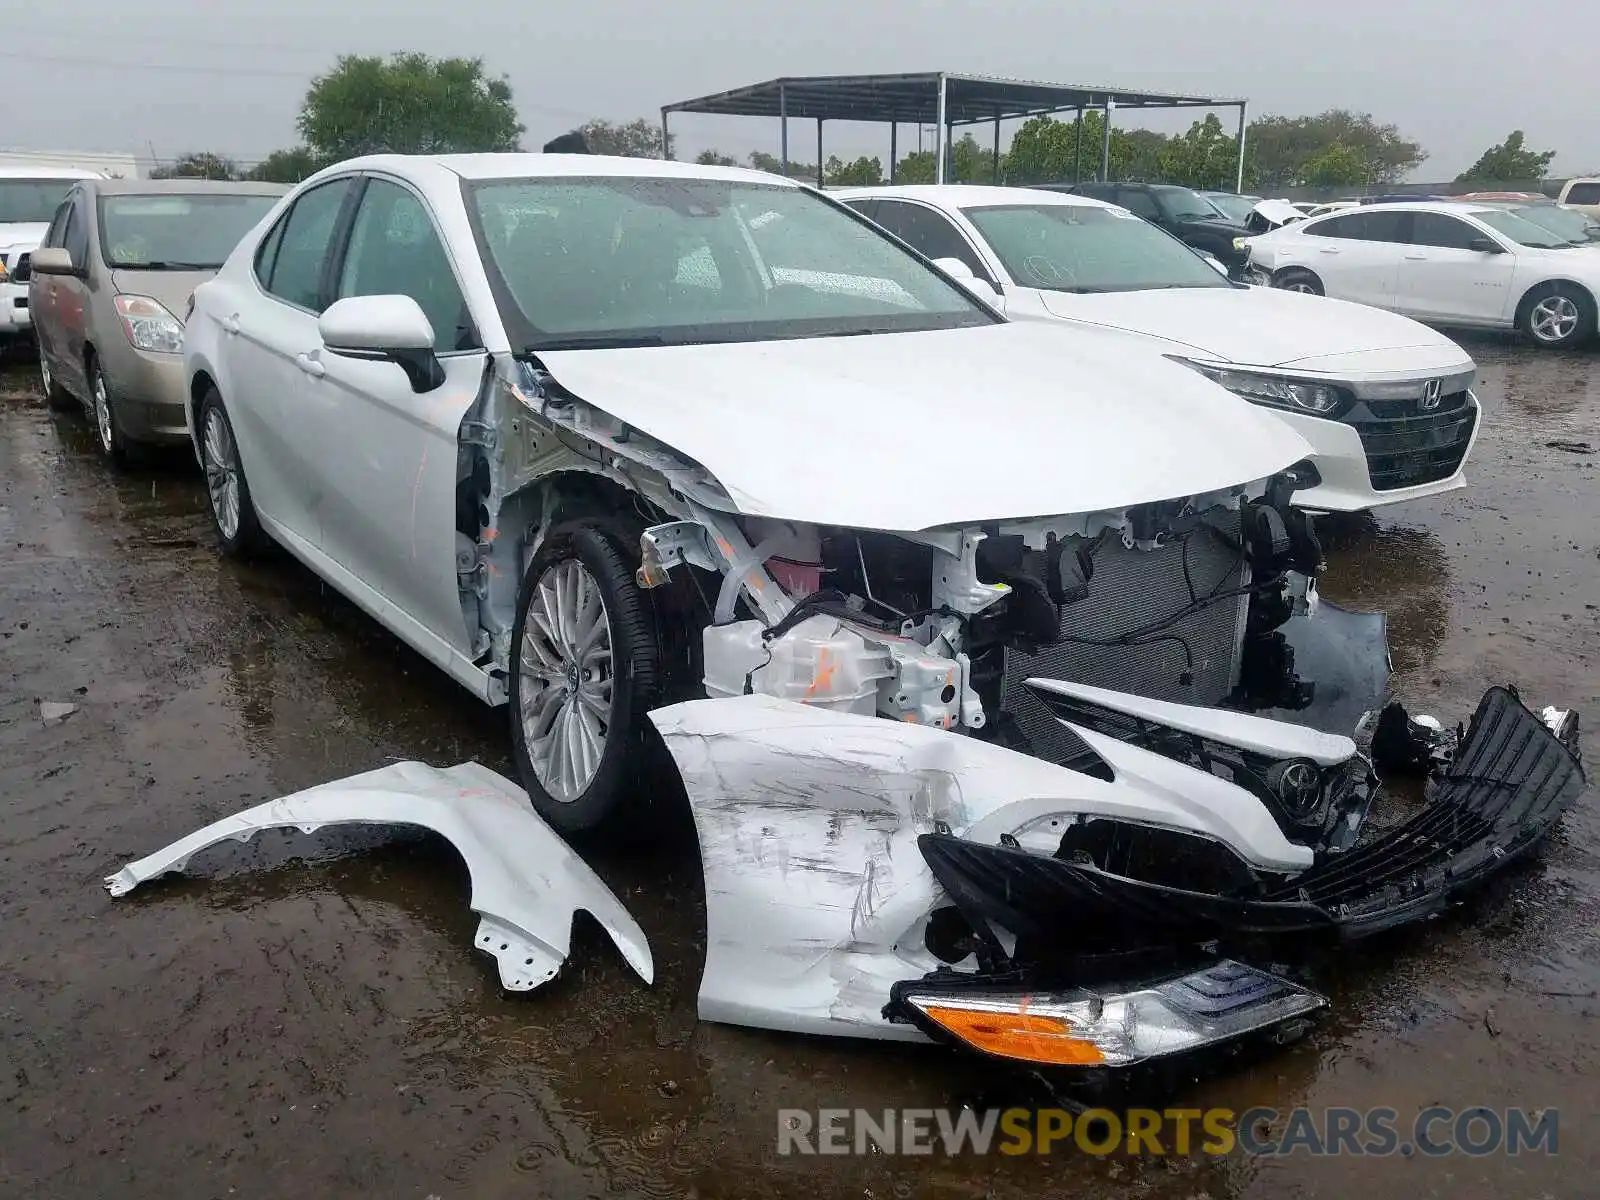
left=0, top=164, right=107, bottom=347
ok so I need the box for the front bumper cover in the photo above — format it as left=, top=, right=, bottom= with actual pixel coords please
left=921, top=687, right=1586, bottom=949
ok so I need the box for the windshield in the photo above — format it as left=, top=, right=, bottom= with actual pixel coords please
left=467, top=176, right=994, bottom=350
left=0, top=179, right=82, bottom=224
left=1472, top=208, right=1581, bottom=249
left=1503, top=203, right=1599, bottom=243
left=98, top=192, right=280, bottom=269
left=1152, top=185, right=1225, bottom=222
left=1202, top=193, right=1259, bottom=223
left=961, top=203, right=1232, bottom=293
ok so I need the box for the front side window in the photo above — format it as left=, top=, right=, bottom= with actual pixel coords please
left=0, top=179, right=82, bottom=224
left=336, top=179, right=475, bottom=351
left=1408, top=213, right=1482, bottom=250
left=259, top=178, right=353, bottom=312
left=63, top=196, right=90, bottom=265
left=963, top=203, right=1230, bottom=293
left=1116, top=188, right=1161, bottom=219
left=467, top=176, right=995, bottom=351
left=870, top=201, right=990, bottom=279
left=42, top=199, right=71, bottom=248
left=97, top=192, right=280, bottom=270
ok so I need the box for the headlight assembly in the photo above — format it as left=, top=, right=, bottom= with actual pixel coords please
left=114, top=294, right=185, bottom=354
left=1174, top=358, right=1350, bottom=416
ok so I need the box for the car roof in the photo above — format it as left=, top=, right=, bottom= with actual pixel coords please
left=0, top=164, right=108, bottom=180
left=830, top=183, right=1114, bottom=210
left=82, top=178, right=291, bottom=198
left=1303, top=199, right=1500, bottom=218
left=318, top=152, right=795, bottom=189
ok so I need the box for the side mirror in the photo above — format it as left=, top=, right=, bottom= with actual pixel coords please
left=29, top=247, right=78, bottom=277
left=1468, top=236, right=1504, bottom=254
left=318, top=294, right=444, bottom=393
left=931, top=256, right=1003, bottom=308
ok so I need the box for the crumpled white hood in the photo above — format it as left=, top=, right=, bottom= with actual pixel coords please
left=538, top=322, right=1311, bottom=531
left=1038, top=285, right=1474, bottom=374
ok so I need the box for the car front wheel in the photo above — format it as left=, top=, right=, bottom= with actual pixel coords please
left=88, top=357, right=132, bottom=467
left=1520, top=283, right=1593, bottom=349
left=198, top=390, right=268, bottom=556
left=509, top=523, right=660, bottom=835
left=1273, top=267, right=1324, bottom=296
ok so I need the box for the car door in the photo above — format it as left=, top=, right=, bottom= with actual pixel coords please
left=225, top=176, right=358, bottom=548
left=1394, top=212, right=1516, bottom=325
left=1293, top=210, right=1408, bottom=309
left=30, top=199, right=71, bottom=380
left=50, top=191, right=94, bottom=398
left=298, top=174, right=487, bottom=654
left=1114, top=187, right=1165, bottom=232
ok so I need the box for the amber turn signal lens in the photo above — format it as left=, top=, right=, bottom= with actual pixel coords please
left=919, top=1004, right=1107, bottom=1066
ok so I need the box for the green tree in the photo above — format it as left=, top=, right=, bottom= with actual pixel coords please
left=1157, top=114, right=1243, bottom=190
left=747, top=150, right=818, bottom=179
left=150, top=152, right=239, bottom=180
left=1002, top=112, right=1169, bottom=185
left=1246, top=110, right=1425, bottom=188
left=298, top=53, right=522, bottom=160
left=823, top=155, right=884, bottom=186
left=891, top=133, right=992, bottom=183
left=1456, top=131, right=1556, bottom=182
left=246, top=147, right=323, bottom=184
left=694, top=149, right=738, bottom=166
left=580, top=117, right=672, bottom=159
left=1298, top=142, right=1370, bottom=187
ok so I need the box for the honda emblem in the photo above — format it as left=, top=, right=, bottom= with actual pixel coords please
left=1419, top=379, right=1443, bottom=411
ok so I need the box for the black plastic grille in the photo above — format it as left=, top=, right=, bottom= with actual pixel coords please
left=1349, top=391, right=1476, bottom=491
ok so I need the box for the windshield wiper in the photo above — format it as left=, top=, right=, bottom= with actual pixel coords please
left=519, top=333, right=669, bottom=352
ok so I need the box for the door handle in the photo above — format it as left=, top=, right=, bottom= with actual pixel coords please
left=1403, top=254, right=1426, bottom=261
left=1317, top=248, right=1340, bottom=254
left=220, top=313, right=240, bottom=335
left=295, top=352, right=325, bottom=379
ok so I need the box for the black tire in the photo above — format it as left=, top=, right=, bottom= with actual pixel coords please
left=1273, top=267, right=1324, bottom=296
left=1518, top=281, right=1594, bottom=349
left=197, top=389, right=268, bottom=556
left=87, top=355, right=133, bottom=468
left=508, top=522, right=660, bottom=836
left=40, top=352, right=74, bottom=412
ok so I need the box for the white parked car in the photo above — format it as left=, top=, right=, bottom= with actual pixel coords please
left=1244, top=200, right=1600, bottom=349
left=834, top=185, right=1479, bottom=513
left=0, top=163, right=106, bottom=349
left=175, top=153, right=1581, bottom=1068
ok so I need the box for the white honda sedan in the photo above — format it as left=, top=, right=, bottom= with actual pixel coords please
left=1243, top=200, right=1600, bottom=350
left=834, top=185, right=1480, bottom=512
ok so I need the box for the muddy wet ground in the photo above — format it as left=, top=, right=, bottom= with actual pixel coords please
left=1, top=337, right=1596, bottom=1199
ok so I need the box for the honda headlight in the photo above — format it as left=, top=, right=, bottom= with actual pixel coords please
left=1176, top=359, right=1348, bottom=416
left=114, top=294, right=184, bottom=354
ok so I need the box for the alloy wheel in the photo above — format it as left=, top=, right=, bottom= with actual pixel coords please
left=1529, top=294, right=1580, bottom=344
left=92, top=368, right=114, bottom=456
left=202, top=407, right=242, bottom=540
left=1284, top=280, right=1318, bottom=294
left=40, top=356, right=52, bottom=396
left=515, top=558, right=615, bottom=803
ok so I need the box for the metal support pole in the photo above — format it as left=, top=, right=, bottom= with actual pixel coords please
left=816, top=118, right=824, bottom=188
left=1100, top=99, right=1114, bottom=181
left=947, top=122, right=955, bottom=181
left=659, top=110, right=670, bottom=160
left=1235, top=101, right=1249, bottom=193
left=1073, top=104, right=1083, bottom=183
left=992, top=108, right=1001, bottom=183
left=935, top=74, right=948, bottom=184
left=779, top=84, right=789, bottom=175
left=889, top=122, right=897, bottom=182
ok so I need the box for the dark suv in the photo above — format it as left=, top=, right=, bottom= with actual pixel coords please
left=1049, top=182, right=1251, bottom=273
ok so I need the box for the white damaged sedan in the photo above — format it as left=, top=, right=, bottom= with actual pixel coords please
left=169, top=155, right=1586, bottom=1074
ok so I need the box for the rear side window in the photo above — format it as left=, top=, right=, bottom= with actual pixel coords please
left=1304, top=211, right=1410, bottom=242
left=256, top=178, right=353, bottom=312
left=1564, top=182, right=1600, bottom=205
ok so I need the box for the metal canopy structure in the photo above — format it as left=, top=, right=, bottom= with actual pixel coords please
left=661, top=72, right=1250, bottom=191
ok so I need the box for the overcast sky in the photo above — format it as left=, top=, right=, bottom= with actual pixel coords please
left=10, top=0, right=1600, bottom=179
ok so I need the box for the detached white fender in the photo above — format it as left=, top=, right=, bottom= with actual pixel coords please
left=649, top=693, right=1311, bottom=1040
left=104, top=761, right=653, bottom=992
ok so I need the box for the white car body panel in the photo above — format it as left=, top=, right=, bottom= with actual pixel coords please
left=650, top=692, right=1312, bottom=1038
left=1244, top=201, right=1600, bottom=333
left=1, top=163, right=109, bottom=335
left=832, top=185, right=1480, bottom=512
left=537, top=323, right=1313, bottom=530
left=104, top=761, right=654, bottom=992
